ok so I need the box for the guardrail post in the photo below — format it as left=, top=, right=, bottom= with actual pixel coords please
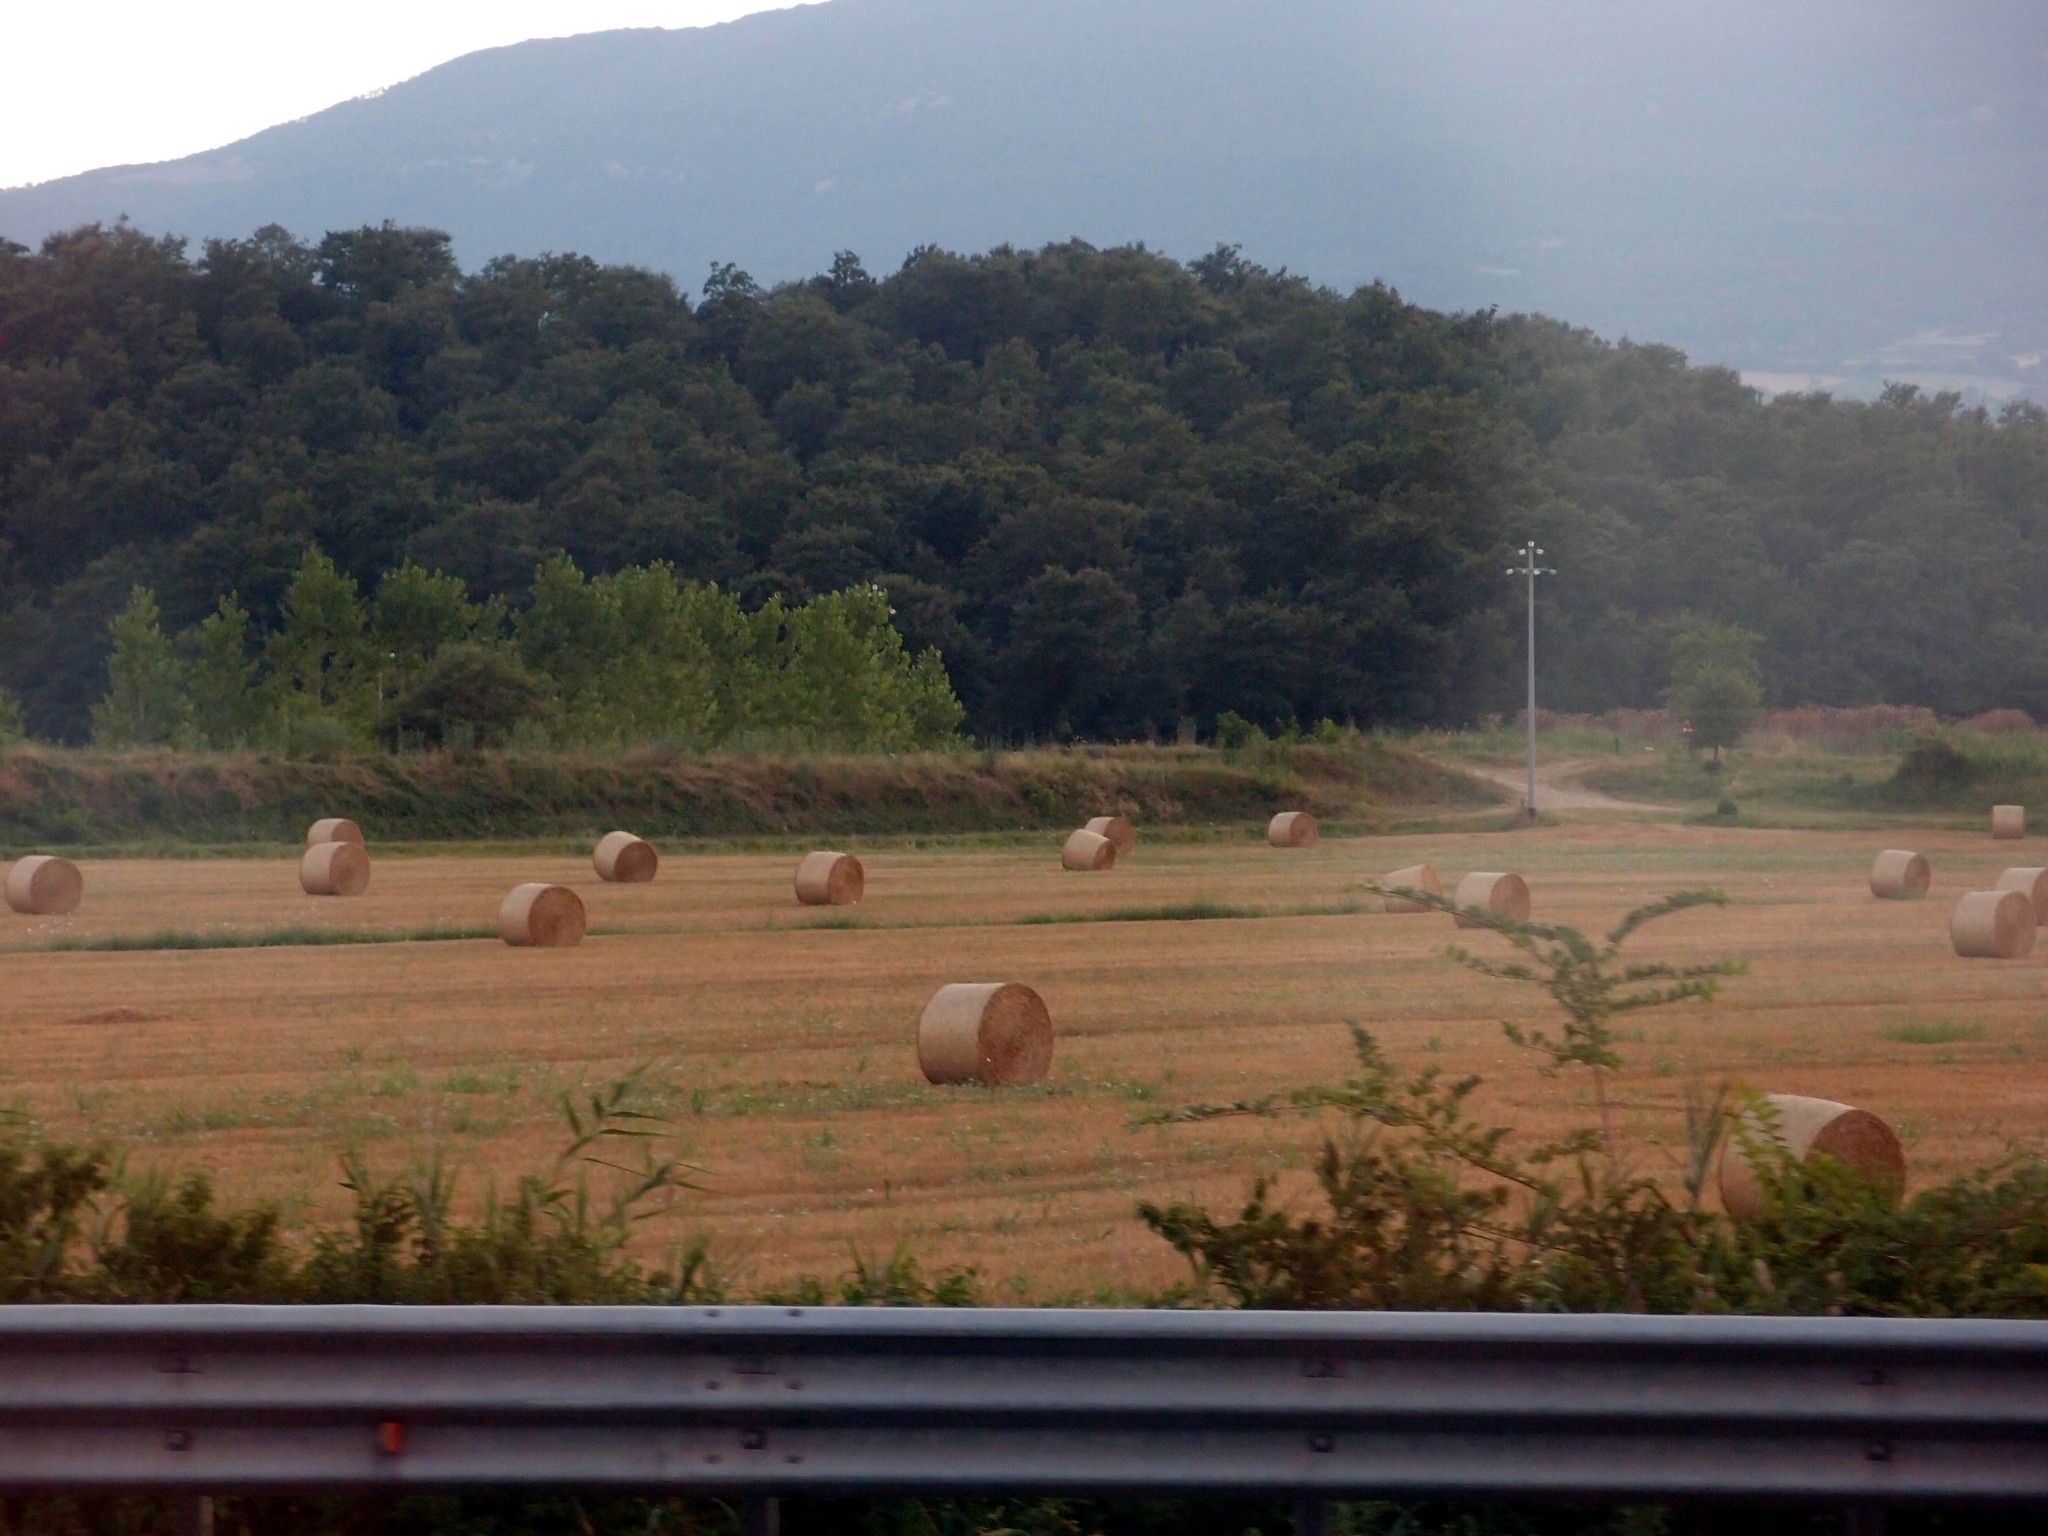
left=741, top=1493, right=780, bottom=1536
left=1293, top=1494, right=1327, bottom=1536
left=172, top=1494, right=214, bottom=1536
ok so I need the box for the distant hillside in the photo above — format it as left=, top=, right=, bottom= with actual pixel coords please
left=2, top=0, right=2044, bottom=395
left=4, top=226, right=2048, bottom=749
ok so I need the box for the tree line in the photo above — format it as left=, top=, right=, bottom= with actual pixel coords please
left=87, top=552, right=962, bottom=753
left=3, top=222, right=2046, bottom=745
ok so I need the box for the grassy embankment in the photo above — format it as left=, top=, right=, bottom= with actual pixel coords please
left=0, top=739, right=1500, bottom=854
left=1397, top=712, right=2048, bottom=828
left=1572, top=728, right=2048, bottom=826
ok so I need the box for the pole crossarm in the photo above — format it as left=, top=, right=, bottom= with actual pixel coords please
left=3, top=1306, right=2048, bottom=1501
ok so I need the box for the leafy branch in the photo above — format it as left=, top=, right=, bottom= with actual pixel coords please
left=1370, top=883, right=1744, bottom=1159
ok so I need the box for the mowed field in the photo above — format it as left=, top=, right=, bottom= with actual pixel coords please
left=6, top=818, right=2048, bottom=1297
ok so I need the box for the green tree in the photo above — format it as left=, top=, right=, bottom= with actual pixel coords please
left=381, top=642, right=548, bottom=748
left=1667, top=620, right=1764, bottom=692
left=371, top=561, right=480, bottom=700
left=185, top=593, right=266, bottom=749
left=90, top=586, right=188, bottom=746
left=266, top=548, right=370, bottom=743
left=584, top=562, right=719, bottom=746
left=1678, top=666, right=1765, bottom=762
left=515, top=554, right=611, bottom=709
left=762, top=583, right=965, bottom=749
left=1667, top=620, right=1765, bottom=761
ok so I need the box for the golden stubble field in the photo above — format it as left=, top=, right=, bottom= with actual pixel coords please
left=6, top=819, right=2048, bottom=1297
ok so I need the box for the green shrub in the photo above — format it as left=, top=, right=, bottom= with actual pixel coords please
left=1213, top=710, right=1263, bottom=749
left=0, top=685, right=30, bottom=745
left=0, top=1070, right=710, bottom=1305
left=1881, top=1020, right=1985, bottom=1045
left=1142, top=891, right=2048, bottom=1317
left=380, top=642, right=551, bottom=748
left=1892, top=731, right=1980, bottom=796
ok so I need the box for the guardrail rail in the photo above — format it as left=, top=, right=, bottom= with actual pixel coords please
left=3, top=1305, right=2047, bottom=1528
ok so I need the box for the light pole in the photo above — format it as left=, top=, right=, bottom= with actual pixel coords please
left=1506, top=541, right=1555, bottom=818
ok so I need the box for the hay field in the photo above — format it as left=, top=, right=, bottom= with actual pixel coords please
left=6, top=822, right=2048, bottom=1297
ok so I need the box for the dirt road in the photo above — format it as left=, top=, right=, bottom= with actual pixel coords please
left=1464, top=757, right=1670, bottom=813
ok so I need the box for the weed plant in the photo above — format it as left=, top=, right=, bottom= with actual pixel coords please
left=1141, top=890, right=2048, bottom=1317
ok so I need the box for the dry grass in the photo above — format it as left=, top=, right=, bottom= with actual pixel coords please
left=7, top=823, right=2048, bottom=1298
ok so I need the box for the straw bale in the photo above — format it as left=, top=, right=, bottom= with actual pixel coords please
left=4, top=855, right=83, bottom=916
left=593, top=831, right=659, bottom=884
left=1084, top=816, right=1137, bottom=854
left=1061, top=829, right=1117, bottom=872
left=795, top=851, right=865, bottom=905
left=1382, top=862, right=1444, bottom=914
left=1994, top=866, right=2048, bottom=925
left=1992, top=804, right=2027, bottom=840
left=1719, top=1093, right=1905, bottom=1220
left=1951, top=889, right=2035, bottom=959
left=1452, top=871, right=1531, bottom=928
left=1868, top=850, right=1930, bottom=900
left=499, top=883, right=586, bottom=948
left=1266, top=811, right=1319, bottom=849
left=917, top=982, right=1054, bottom=1086
left=299, top=841, right=370, bottom=897
left=306, top=818, right=364, bottom=848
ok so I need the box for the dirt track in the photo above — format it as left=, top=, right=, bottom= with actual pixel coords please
left=1464, top=756, right=1670, bottom=813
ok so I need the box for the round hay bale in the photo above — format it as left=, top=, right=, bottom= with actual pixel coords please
left=1993, top=804, right=2027, bottom=840
left=299, top=841, right=370, bottom=898
left=917, top=982, right=1054, bottom=1087
left=1719, top=1093, right=1906, bottom=1220
left=1266, top=811, right=1319, bottom=849
left=593, top=831, right=658, bottom=884
left=1995, top=866, right=2048, bottom=925
left=1382, top=862, right=1444, bottom=914
left=499, top=883, right=586, bottom=948
left=1084, top=816, right=1137, bottom=854
left=306, top=818, right=364, bottom=848
left=1869, top=849, right=1930, bottom=900
left=1061, top=829, right=1117, bottom=872
left=1452, top=871, right=1531, bottom=929
left=5, top=855, right=83, bottom=916
left=1951, top=889, right=2035, bottom=959
left=795, top=851, right=865, bottom=906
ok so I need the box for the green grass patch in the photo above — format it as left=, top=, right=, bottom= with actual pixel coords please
left=1020, top=899, right=1364, bottom=926
left=767, top=898, right=1369, bottom=935
left=1021, top=900, right=1259, bottom=925
left=40, top=923, right=500, bottom=953
left=1880, top=1020, right=1986, bottom=1046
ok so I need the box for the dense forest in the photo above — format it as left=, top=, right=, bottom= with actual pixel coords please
left=2, top=222, right=2045, bottom=745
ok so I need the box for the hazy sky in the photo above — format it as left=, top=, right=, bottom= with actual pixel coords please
left=3, top=1, right=807, bottom=189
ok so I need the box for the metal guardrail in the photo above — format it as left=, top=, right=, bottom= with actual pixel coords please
left=2, top=1305, right=2047, bottom=1508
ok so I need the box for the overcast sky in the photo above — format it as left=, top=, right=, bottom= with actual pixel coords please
left=3, top=1, right=807, bottom=189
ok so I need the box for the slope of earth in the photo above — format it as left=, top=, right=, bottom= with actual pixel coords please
left=0, top=741, right=1494, bottom=849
